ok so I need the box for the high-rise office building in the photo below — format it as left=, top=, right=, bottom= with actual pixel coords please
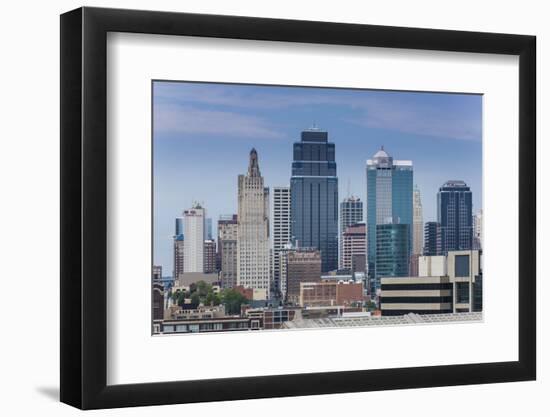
left=152, top=265, right=162, bottom=281
left=218, top=214, right=238, bottom=289
left=412, top=185, right=423, bottom=255
left=438, top=180, right=473, bottom=254
left=339, top=196, right=363, bottom=268
left=272, top=186, right=291, bottom=297
left=173, top=217, right=184, bottom=281
left=423, top=221, right=441, bottom=256
left=290, top=128, right=339, bottom=272
left=366, top=147, right=413, bottom=291
left=286, top=248, right=322, bottom=305
left=183, top=204, right=206, bottom=273
left=375, top=222, right=410, bottom=282
left=203, top=239, right=217, bottom=273
left=237, top=149, right=271, bottom=296
left=341, top=223, right=366, bottom=273
left=473, top=209, right=483, bottom=250
left=205, top=218, right=213, bottom=240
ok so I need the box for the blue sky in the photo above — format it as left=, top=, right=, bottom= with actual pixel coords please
left=153, top=81, right=482, bottom=276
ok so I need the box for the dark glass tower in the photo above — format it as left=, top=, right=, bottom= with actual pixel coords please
left=290, top=129, right=338, bottom=272
left=423, top=221, right=441, bottom=256
left=437, top=180, right=473, bottom=254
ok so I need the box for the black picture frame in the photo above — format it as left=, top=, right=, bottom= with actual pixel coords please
left=60, top=6, right=536, bottom=410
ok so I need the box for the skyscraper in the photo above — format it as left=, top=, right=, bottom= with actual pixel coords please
left=173, top=217, right=184, bottom=281
left=341, top=223, right=366, bottom=272
left=205, top=218, right=213, bottom=240
left=473, top=209, right=483, bottom=250
left=237, top=149, right=271, bottom=296
left=437, top=180, right=473, bottom=254
left=272, top=186, right=291, bottom=297
left=375, top=221, right=410, bottom=281
left=366, top=147, right=413, bottom=291
left=339, top=196, right=363, bottom=268
left=412, top=185, right=423, bottom=255
left=203, top=239, right=217, bottom=273
left=183, top=204, right=205, bottom=273
left=290, top=128, right=338, bottom=272
left=423, top=221, right=442, bottom=256
left=218, top=214, right=238, bottom=289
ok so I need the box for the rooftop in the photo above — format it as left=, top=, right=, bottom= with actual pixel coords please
left=282, top=312, right=482, bottom=329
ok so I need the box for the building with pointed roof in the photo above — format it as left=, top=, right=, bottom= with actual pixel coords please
left=237, top=149, right=271, bottom=297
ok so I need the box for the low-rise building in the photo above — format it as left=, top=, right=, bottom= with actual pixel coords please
left=380, top=250, right=482, bottom=316
left=299, top=281, right=363, bottom=307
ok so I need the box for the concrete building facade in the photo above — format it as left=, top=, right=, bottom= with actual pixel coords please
left=341, top=223, right=366, bottom=272
left=218, top=214, right=238, bottom=289
left=286, top=248, right=322, bottom=305
left=339, top=196, right=363, bottom=268
left=237, top=149, right=271, bottom=296
left=183, top=204, right=205, bottom=273
left=272, top=186, right=291, bottom=297
left=413, top=185, right=423, bottom=255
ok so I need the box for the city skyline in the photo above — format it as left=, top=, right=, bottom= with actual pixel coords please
left=154, top=81, right=482, bottom=277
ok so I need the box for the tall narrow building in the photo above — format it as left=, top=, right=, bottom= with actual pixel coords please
left=203, top=239, right=217, bottom=273
left=366, top=147, right=413, bottom=292
left=173, top=217, right=184, bottom=281
left=339, top=196, right=363, bottom=268
left=341, top=223, right=366, bottom=273
left=412, top=185, right=423, bottom=255
left=183, top=204, right=205, bottom=273
left=237, top=149, right=271, bottom=296
left=290, top=128, right=338, bottom=272
left=272, top=186, right=291, bottom=297
left=218, top=215, right=238, bottom=289
left=437, top=180, right=473, bottom=254
left=423, top=221, right=442, bottom=256
left=473, top=209, right=483, bottom=250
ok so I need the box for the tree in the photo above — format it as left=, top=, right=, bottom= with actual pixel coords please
left=190, top=292, right=201, bottom=309
left=220, top=289, right=249, bottom=315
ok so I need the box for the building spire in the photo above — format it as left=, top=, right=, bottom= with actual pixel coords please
left=248, top=148, right=261, bottom=177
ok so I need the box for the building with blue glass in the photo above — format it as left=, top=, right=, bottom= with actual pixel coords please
left=437, top=180, right=473, bottom=254
left=375, top=222, right=410, bottom=280
left=366, top=147, right=413, bottom=292
left=290, top=129, right=338, bottom=272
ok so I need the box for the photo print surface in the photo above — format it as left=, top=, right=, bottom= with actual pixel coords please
left=152, top=80, right=483, bottom=335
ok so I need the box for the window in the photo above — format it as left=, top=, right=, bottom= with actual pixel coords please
left=455, top=254, right=470, bottom=277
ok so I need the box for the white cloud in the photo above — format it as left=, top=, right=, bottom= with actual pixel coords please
left=154, top=104, right=284, bottom=139
left=154, top=82, right=481, bottom=141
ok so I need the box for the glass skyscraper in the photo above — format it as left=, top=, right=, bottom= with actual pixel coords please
left=366, top=147, right=413, bottom=292
left=375, top=223, right=410, bottom=279
left=290, top=129, right=338, bottom=272
left=437, top=180, right=473, bottom=254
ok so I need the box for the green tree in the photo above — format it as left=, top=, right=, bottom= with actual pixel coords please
left=190, top=292, right=201, bottom=309
left=221, top=289, right=249, bottom=315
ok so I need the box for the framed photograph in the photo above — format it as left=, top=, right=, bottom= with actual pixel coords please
left=60, top=6, right=536, bottom=410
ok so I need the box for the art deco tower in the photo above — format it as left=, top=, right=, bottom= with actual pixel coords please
left=290, top=129, right=338, bottom=272
left=237, top=149, right=271, bottom=297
